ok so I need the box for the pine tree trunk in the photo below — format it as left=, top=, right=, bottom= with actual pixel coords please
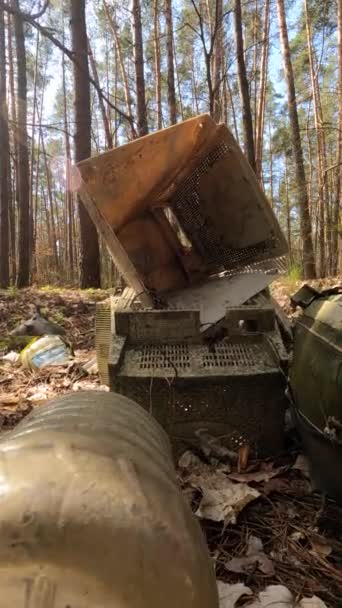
left=153, top=0, right=162, bottom=130
left=191, top=51, right=199, bottom=114
left=285, top=155, right=292, bottom=263
left=268, top=118, right=274, bottom=208
left=276, top=0, right=316, bottom=278
left=41, top=129, right=59, bottom=272
left=332, top=0, right=342, bottom=275
left=213, top=0, right=223, bottom=122
left=62, top=16, right=74, bottom=281
left=304, top=0, right=327, bottom=276
left=0, top=0, right=9, bottom=287
left=174, top=42, right=184, bottom=120
left=7, top=14, right=16, bottom=281
left=165, top=0, right=177, bottom=124
left=88, top=40, right=113, bottom=149
left=70, top=0, right=101, bottom=288
left=13, top=0, right=30, bottom=287
left=103, top=0, right=136, bottom=139
left=234, top=0, right=256, bottom=172
left=132, top=0, right=148, bottom=136
left=29, top=29, right=40, bottom=279
left=255, top=0, right=270, bottom=182
left=227, top=79, right=240, bottom=145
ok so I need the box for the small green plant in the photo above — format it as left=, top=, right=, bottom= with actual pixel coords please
left=284, top=263, right=302, bottom=290
left=52, top=310, right=66, bottom=325
left=0, top=286, right=18, bottom=297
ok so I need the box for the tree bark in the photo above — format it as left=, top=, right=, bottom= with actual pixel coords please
left=40, top=128, right=59, bottom=272
left=0, top=0, right=10, bottom=286
left=332, top=0, right=342, bottom=275
left=7, top=14, right=16, bottom=281
left=174, top=42, right=184, bottom=120
left=70, top=0, right=101, bottom=288
left=62, top=15, right=74, bottom=281
left=233, top=0, right=256, bottom=172
left=304, top=0, right=327, bottom=277
left=284, top=155, right=292, bottom=263
left=132, top=0, right=148, bottom=136
left=29, top=28, right=40, bottom=283
left=153, top=0, right=162, bottom=129
left=212, top=0, right=223, bottom=122
left=88, top=40, right=113, bottom=149
left=165, top=0, right=177, bottom=124
left=255, top=0, right=270, bottom=182
left=276, top=0, right=316, bottom=278
left=13, top=0, right=30, bottom=287
left=103, top=0, right=136, bottom=139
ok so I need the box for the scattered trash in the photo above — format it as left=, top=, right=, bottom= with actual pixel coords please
left=228, top=463, right=285, bottom=484
left=292, top=454, right=311, bottom=479
left=10, top=308, right=66, bottom=337
left=309, top=536, right=332, bottom=559
left=178, top=450, right=204, bottom=470
left=20, top=335, right=71, bottom=371
left=298, top=598, right=328, bottom=608
left=26, top=385, right=55, bottom=406
left=225, top=535, right=274, bottom=576
left=217, top=582, right=328, bottom=608
left=0, top=351, right=20, bottom=365
left=186, top=464, right=260, bottom=525
left=0, top=394, right=19, bottom=406
left=238, top=443, right=250, bottom=472
left=195, top=429, right=238, bottom=464
left=217, top=580, right=252, bottom=608
left=82, top=355, right=98, bottom=375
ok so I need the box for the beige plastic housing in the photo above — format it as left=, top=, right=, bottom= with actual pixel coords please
left=0, top=391, right=218, bottom=608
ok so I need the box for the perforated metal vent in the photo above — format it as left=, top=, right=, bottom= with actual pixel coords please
left=138, top=344, right=191, bottom=369
left=202, top=343, right=260, bottom=368
left=171, top=142, right=281, bottom=271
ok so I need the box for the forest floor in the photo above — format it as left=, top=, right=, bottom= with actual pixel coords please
left=0, top=277, right=341, bottom=607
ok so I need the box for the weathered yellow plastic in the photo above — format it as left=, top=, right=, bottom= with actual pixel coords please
left=76, top=115, right=287, bottom=300
left=0, top=391, right=218, bottom=607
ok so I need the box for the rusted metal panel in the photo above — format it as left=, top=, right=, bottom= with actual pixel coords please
left=76, top=115, right=287, bottom=298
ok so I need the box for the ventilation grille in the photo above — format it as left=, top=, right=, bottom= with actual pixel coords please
left=171, top=141, right=283, bottom=272
left=202, top=343, right=260, bottom=368
left=138, top=344, right=191, bottom=369
left=95, top=301, right=112, bottom=385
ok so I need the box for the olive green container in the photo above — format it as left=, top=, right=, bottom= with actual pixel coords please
left=0, top=391, right=218, bottom=607
left=289, top=287, right=342, bottom=503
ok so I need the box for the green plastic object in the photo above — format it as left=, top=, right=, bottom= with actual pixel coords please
left=289, top=286, right=342, bottom=502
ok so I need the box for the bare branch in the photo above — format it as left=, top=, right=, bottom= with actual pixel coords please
left=3, top=1, right=134, bottom=127
left=29, top=0, right=50, bottom=19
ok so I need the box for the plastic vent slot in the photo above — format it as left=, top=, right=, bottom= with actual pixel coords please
left=138, top=345, right=190, bottom=370
left=202, top=343, right=260, bottom=368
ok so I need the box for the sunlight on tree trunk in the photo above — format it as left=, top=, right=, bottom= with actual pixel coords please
left=234, top=0, right=256, bottom=172
left=13, top=0, right=30, bottom=287
left=276, top=0, right=316, bottom=279
left=71, top=0, right=101, bottom=288
left=0, top=0, right=9, bottom=287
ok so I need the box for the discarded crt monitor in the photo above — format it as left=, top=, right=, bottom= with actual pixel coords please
left=289, top=284, right=342, bottom=503
left=76, top=115, right=289, bottom=456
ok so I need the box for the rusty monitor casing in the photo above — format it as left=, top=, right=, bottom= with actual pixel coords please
left=77, top=115, right=289, bottom=456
